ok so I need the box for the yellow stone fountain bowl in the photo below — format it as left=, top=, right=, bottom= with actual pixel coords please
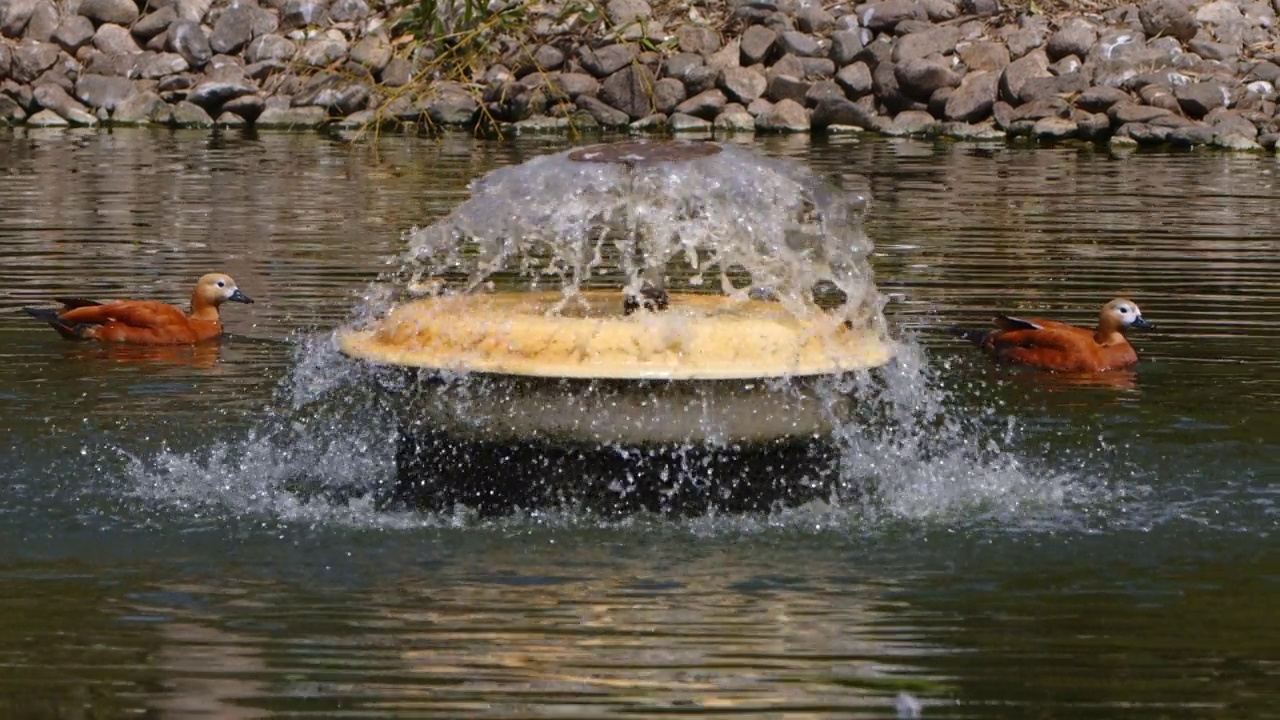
left=336, top=290, right=893, bottom=381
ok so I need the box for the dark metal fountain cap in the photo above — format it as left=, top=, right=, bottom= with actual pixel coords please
left=568, top=140, right=722, bottom=166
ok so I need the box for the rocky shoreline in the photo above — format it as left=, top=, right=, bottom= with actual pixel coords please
left=2, top=0, right=1279, bottom=150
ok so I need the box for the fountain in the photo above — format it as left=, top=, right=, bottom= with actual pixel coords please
left=337, top=140, right=894, bottom=515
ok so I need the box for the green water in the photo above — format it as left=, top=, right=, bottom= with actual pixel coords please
left=0, top=128, right=1276, bottom=718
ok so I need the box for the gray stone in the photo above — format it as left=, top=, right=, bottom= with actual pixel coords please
left=423, top=87, right=477, bottom=125
left=746, top=97, right=773, bottom=117
left=740, top=25, right=777, bottom=66
left=1012, top=96, right=1068, bottom=121
left=24, top=1, right=58, bottom=43
left=211, top=5, right=277, bottom=55
left=188, top=77, right=258, bottom=109
left=857, top=0, right=926, bottom=31
left=755, top=97, right=809, bottom=131
left=896, top=56, right=962, bottom=99
left=11, top=40, right=59, bottom=84
left=1049, top=55, right=1082, bottom=77
left=1188, top=37, right=1238, bottom=61
left=247, top=34, right=296, bottom=63
left=1074, top=85, right=1130, bottom=112
left=78, top=0, right=141, bottom=26
left=667, top=111, right=711, bottom=133
left=999, top=48, right=1050, bottom=102
left=109, top=90, right=163, bottom=123
left=674, top=87, right=726, bottom=119
left=1018, top=71, right=1090, bottom=102
left=1032, top=115, right=1078, bottom=139
left=606, top=0, right=651, bottom=24
left=943, top=69, right=997, bottom=121
left=651, top=76, right=685, bottom=114
left=767, top=54, right=804, bottom=81
left=777, top=31, right=821, bottom=57
left=1139, top=0, right=1197, bottom=42
left=805, top=79, right=844, bottom=106
left=215, top=110, right=246, bottom=126
left=677, top=25, right=720, bottom=56
left=829, top=29, right=864, bottom=66
left=836, top=61, right=873, bottom=96
left=1212, top=132, right=1262, bottom=150
left=1, top=0, right=40, bottom=38
left=1000, top=27, right=1044, bottom=59
left=663, top=52, right=702, bottom=80
left=53, top=16, right=96, bottom=53
left=1, top=92, right=26, bottom=123
left=294, top=75, right=367, bottom=115
left=25, top=108, right=70, bottom=125
left=162, top=99, right=213, bottom=126
left=799, top=56, right=836, bottom=78
left=576, top=94, right=631, bottom=126
left=957, top=40, right=1010, bottom=71
left=94, top=24, right=142, bottom=56
left=578, top=43, right=635, bottom=77
left=811, top=96, right=877, bottom=129
left=550, top=72, right=599, bottom=99
left=1108, top=101, right=1172, bottom=124
left=1138, top=83, right=1180, bottom=112
left=329, top=0, right=370, bottom=22
left=1167, top=121, right=1216, bottom=145
left=0, top=43, right=10, bottom=81
left=380, top=56, right=412, bottom=86
left=300, top=38, right=347, bottom=66
left=600, top=64, right=654, bottom=119
left=796, top=4, right=836, bottom=33
left=767, top=73, right=810, bottom=104
left=1246, top=60, right=1280, bottom=83
left=1175, top=80, right=1230, bottom=118
left=168, top=19, right=212, bottom=68
left=175, top=0, right=214, bottom=23
left=719, top=65, right=766, bottom=104
left=346, top=33, right=389, bottom=72
left=873, top=60, right=913, bottom=113
left=512, top=43, right=564, bottom=76
left=1073, top=109, right=1111, bottom=138
left=133, top=7, right=177, bottom=41
left=894, top=26, right=961, bottom=63
left=33, top=83, right=97, bottom=124
left=1210, top=110, right=1258, bottom=139
left=75, top=73, right=135, bottom=110
left=281, top=0, right=329, bottom=30
left=922, top=0, right=961, bottom=20
left=883, top=109, right=938, bottom=135
left=1047, top=18, right=1097, bottom=60
left=714, top=105, right=755, bottom=131
left=135, top=52, right=189, bottom=78
left=221, top=92, right=264, bottom=120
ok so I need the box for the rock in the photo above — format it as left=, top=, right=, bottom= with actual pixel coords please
left=255, top=100, right=328, bottom=127
left=105, top=89, right=162, bottom=123
left=805, top=79, right=844, bottom=106
left=247, top=34, right=297, bottom=64
left=719, top=66, right=766, bottom=104
left=78, top=0, right=141, bottom=26
left=755, top=97, right=809, bottom=131
left=1047, top=18, right=1098, bottom=61
left=1210, top=110, right=1258, bottom=139
left=650, top=76, right=684, bottom=114
left=767, top=74, right=809, bottom=104
left=677, top=26, right=720, bottom=56
left=1073, top=109, right=1111, bottom=138
left=344, top=33, right=390, bottom=72
left=1, top=0, right=40, bottom=39
left=135, top=52, right=187, bottom=78
left=74, top=73, right=135, bottom=110
left=1000, top=27, right=1045, bottom=59
left=33, top=83, right=97, bottom=124
left=674, top=88, right=726, bottom=119
left=1139, top=0, right=1197, bottom=42
left=23, top=1, right=58, bottom=43
left=0, top=43, right=10, bottom=81
left=0, top=95, right=25, bottom=124
left=221, top=93, right=264, bottom=120
left=1213, top=132, right=1262, bottom=150
left=1188, top=37, right=1238, bottom=61
left=858, top=0, right=926, bottom=31
left=300, top=38, right=347, bottom=66
left=606, top=0, right=651, bottom=25
left=550, top=72, right=599, bottom=99
left=329, top=0, right=370, bottom=22
left=53, top=16, right=96, bottom=54
left=163, top=100, right=214, bottom=126
left=957, top=40, right=1009, bottom=71
left=713, top=103, right=755, bottom=131
left=836, top=61, right=873, bottom=96
left=576, top=94, right=631, bottom=126
left=777, top=31, right=821, bottom=57
left=280, top=0, right=329, bottom=31
left=883, top=109, right=938, bottom=135
left=600, top=64, right=655, bottom=119
left=740, top=25, right=777, bottom=66
left=1246, top=61, right=1280, bottom=84
left=944, top=69, right=997, bottom=121
left=94, top=23, right=142, bottom=56
left=380, top=56, right=412, bottom=86
left=796, top=5, right=836, bottom=33
left=811, top=96, right=877, bottom=129
left=894, top=26, right=961, bottom=63
left=293, top=75, right=367, bottom=114
left=829, top=29, right=864, bottom=66
left=1168, top=121, right=1216, bottom=145
left=26, top=108, right=69, bottom=126
left=1075, top=85, right=1130, bottom=112
left=1175, top=80, right=1230, bottom=118
left=132, top=7, right=177, bottom=41
left=667, top=111, right=711, bottom=133
left=999, top=48, right=1050, bottom=103
left=579, top=43, right=635, bottom=78
left=210, top=5, right=277, bottom=55
left=168, top=19, right=212, bottom=69
left=215, top=110, right=245, bottom=126
left=1138, top=84, right=1180, bottom=112
left=512, top=44, right=564, bottom=76
left=188, top=77, right=258, bottom=109
left=1032, top=115, right=1078, bottom=139
left=896, top=57, right=962, bottom=100
left=1108, top=100, right=1172, bottom=124
left=1018, top=72, right=1089, bottom=102
left=1012, top=96, right=1068, bottom=120
left=11, top=40, right=59, bottom=84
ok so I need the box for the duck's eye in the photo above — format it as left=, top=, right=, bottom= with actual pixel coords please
left=216, top=280, right=226, bottom=288
left=1119, top=307, right=1129, bottom=314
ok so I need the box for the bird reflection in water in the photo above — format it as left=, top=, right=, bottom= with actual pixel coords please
left=61, top=341, right=224, bottom=370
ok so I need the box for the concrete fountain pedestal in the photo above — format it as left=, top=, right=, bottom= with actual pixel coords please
left=337, top=140, right=894, bottom=515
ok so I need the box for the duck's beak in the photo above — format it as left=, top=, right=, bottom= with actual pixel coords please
left=229, top=288, right=254, bottom=304
left=1131, top=315, right=1154, bottom=330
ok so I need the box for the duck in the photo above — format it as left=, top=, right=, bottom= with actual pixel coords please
left=951, top=298, right=1154, bottom=372
left=23, top=273, right=254, bottom=345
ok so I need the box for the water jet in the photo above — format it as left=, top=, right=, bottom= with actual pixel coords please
left=337, top=140, right=894, bottom=515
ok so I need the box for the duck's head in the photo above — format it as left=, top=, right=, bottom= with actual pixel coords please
left=1100, top=298, right=1153, bottom=332
left=195, top=273, right=254, bottom=306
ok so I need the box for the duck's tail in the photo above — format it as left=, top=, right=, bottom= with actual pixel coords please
left=22, top=307, right=91, bottom=340
left=948, top=325, right=989, bottom=346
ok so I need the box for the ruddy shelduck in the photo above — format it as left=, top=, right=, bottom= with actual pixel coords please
left=23, top=273, right=254, bottom=345
left=952, top=298, right=1155, bottom=372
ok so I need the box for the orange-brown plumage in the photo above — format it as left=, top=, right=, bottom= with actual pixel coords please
left=952, top=298, right=1154, bottom=372
left=23, top=273, right=254, bottom=346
